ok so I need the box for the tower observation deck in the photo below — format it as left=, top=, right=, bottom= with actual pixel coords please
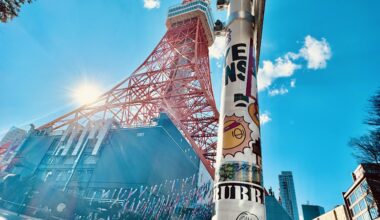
left=167, top=0, right=214, bottom=46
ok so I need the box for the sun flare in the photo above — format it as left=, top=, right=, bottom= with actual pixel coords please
left=72, top=83, right=102, bottom=105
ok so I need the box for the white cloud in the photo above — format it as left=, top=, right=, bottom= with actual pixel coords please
left=209, top=36, right=226, bottom=59
left=268, top=87, right=289, bottom=96
left=258, top=55, right=301, bottom=91
left=299, top=35, right=332, bottom=69
left=258, top=35, right=331, bottom=92
left=260, top=112, right=272, bottom=125
left=290, top=79, right=296, bottom=88
left=144, top=0, right=160, bottom=9
left=209, top=35, right=331, bottom=93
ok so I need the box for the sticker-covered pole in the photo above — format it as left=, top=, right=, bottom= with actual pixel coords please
left=214, top=0, right=265, bottom=219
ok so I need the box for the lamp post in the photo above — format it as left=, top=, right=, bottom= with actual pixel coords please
left=214, top=0, right=266, bottom=219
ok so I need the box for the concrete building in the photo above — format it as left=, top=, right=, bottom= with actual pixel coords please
left=302, top=204, right=325, bottom=220
left=313, top=205, right=349, bottom=220
left=266, top=189, right=293, bottom=220
left=343, top=163, right=380, bottom=220
left=0, top=126, right=26, bottom=171
left=279, top=171, right=300, bottom=220
left=0, top=126, right=26, bottom=147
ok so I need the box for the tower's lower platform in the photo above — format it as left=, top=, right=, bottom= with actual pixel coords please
left=1, top=113, right=213, bottom=219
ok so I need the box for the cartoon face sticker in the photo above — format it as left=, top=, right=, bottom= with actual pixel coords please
left=236, top=211, right=259, bottom=220
left=223, top=115, right=251, bottom=157
left=224, top=120, right=246, bottom=149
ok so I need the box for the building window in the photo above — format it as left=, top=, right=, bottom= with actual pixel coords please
left=353, top=203, right=361, bottom=216
left=361, top=212, right=371, bottom=220
left=361, top=180, right=369, bottom=192
left=366, top=194, right=374, bottom=207
left=355, top=187, right=363, bottom=199
left=356, top=215, right=363, bottom=220
left=358, top=199, right=366, bottom=210
left=369, top=207, right=378, bottom=219
left=350, top=192, right=358, bottom=205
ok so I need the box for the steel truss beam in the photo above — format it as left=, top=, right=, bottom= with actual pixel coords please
left=39, top=17, right=219, bottom=177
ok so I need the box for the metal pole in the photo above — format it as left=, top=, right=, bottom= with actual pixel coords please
left=214, top=0, right=266, bottom=219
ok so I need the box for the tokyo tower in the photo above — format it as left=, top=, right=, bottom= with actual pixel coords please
left=39, top=0, right=219, bottom=176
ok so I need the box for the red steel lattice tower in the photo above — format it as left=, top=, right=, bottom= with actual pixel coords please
left=39, top=0, right=219, bottom=176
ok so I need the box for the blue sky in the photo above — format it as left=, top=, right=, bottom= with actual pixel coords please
left=0, top=0, right=379, bottom=217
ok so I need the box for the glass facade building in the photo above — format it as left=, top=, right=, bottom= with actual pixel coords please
left=343, top=164, right=380, bottom=220
left=279, top=171, right=300, bottom=220
left=266, top=190, right=293, bottom=220
left=302, top=204, right=325, bottom=220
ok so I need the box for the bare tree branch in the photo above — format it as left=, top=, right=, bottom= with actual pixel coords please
left=0, top=0, right=33, bottom=23
left=350, top=88, right=380, bottom=164
left=349, top=132, right=380, bottom=165
left=365, top=88, right=380, bottom=127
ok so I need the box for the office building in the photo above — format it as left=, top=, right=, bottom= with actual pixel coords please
left=279, top=171, right=300, bottom=220
left=0, top=126, right=26, bottom=147
left=302, top=204, right=325, bottom=220
left=0, top=126, right=26, bottom=171
left=313, top=205, right=349, bottom=220
left=343, top=163, right=380, bottom=220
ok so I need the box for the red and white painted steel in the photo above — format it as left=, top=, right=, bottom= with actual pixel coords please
left=39, top=0, right=219, bottom=177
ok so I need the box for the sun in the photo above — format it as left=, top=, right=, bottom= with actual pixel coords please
left=72, top=83, right=102, bottom=105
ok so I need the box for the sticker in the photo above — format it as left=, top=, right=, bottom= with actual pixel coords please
left=236, top=211, right=259, bottom=220
left=250, top=138, right=261, bottom=157
left=224, top=38, right=257, bottom=100
left=223, top=115, right=251, bottom=157
left=225, top=44, right=247, bottom=86
left=218, top=162, right=262, bottom=184
left=234, top=93, right=249, bottom=107
left=214, top=181, right=264, bottom=204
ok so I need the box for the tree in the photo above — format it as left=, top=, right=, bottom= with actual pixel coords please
left=350, top=132, right=380, bottom=165
left=366, top=89, right=380, bottom=127
left=0, top=0, right=32, bottom=23
left=350, top=89, right=380, bottom=165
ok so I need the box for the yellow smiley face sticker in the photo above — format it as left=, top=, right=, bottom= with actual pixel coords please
left=222, top=115, right=252, bottom=157
left=223, top=120, right=246, bottom=149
